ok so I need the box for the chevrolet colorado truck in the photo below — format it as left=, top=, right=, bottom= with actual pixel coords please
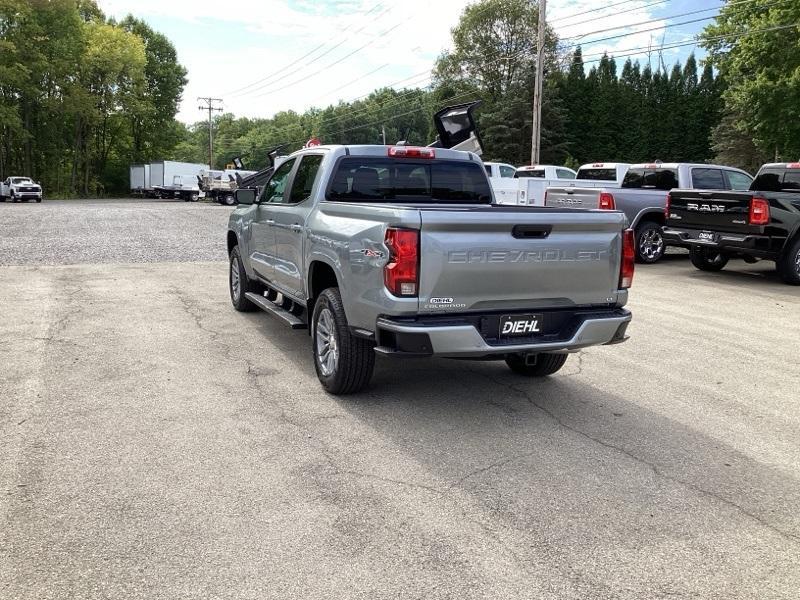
left=545, top=162, right=753, bottom=264
left=226, top=142, right=635, bottom=394
left=663, top=162, right=800, bottom=285
left=0, top=176, right=42, bottom=202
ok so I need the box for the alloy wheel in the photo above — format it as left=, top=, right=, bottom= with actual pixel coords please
left=639, top=228, right=664, bottom=261
left=315, top=308, right=339, bottom=377
left=230, top=257, right=241, bottom=302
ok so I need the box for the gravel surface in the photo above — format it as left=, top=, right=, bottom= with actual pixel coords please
left=1, top=200, right=799, bottom=599
left=0, top=199, right=231, bottom=265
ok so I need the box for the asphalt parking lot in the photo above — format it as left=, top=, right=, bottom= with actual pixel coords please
left=1, top=199, right=798, bottom=599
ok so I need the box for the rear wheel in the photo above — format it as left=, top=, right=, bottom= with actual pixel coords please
left=689, top=246, right=728, bottom=272
left=635, top=221, right=665, bottom=263
left=224, top=194, right=236, bottom=206
left=312, top=288, right=375, bottom=394
left=776, top=237, right=800, bottom=285
left=505, top=353, right=568, bottom=376
left=229, top=245, right=263, bottom=311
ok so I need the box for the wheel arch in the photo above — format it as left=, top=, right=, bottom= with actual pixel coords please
left=631, top=209, right=665, bottom=230
left=226, top=230, right=238, bottom=254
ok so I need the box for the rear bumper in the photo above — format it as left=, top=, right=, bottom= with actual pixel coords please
left=662, top=226, right=779, bottom=259
left=375, top=308, right=631, bottom=358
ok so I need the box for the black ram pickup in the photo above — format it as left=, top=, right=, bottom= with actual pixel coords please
left=663, top=162, right=800, bottom=285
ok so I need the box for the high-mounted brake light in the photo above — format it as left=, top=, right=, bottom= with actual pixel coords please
left=384, top=228, right=419, bottom=297
left=592, top=163, right=604, bottom=167
left=620, top=229, right=635, bottom=289
left=598, top=192, right=615, bottom=210
left=787, top=162, right=800, bottom=169
left=749, top=196, right=769, bottom=225
left=665, top=192, right=671, bottom=218
left=388, top=146, right=435, bottom=159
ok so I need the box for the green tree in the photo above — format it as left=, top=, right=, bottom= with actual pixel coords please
left=703, top=1, right=800, bottom=160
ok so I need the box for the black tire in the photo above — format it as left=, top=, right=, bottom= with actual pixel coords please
left=689, top=246, right=728, bottom=272
left=190, top=193, right=199, bottom=202
left=223, top=194, right=236, bottom=206
left=776, top=237, right=800, bottom=285
left=229, top=245, right=263, bottom=311
left=35, top=198, right=42, bottom=203
left=635, top=220, right=666, bottom=263
left=11, top=192, right=18, bottom=203
left=505, top=353, right=568, bottom=376
left=312, top=288, right=375, bottom=394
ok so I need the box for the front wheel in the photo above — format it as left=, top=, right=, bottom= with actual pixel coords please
left=36, top=198, right=42, bottom=203
left=635, top=221, right=665, bottom=263
left=689, top=246, right=728, bottom=272
left=776, top=237, right=800, bottom=285
left=223, top=194, right=236, bottom=206
left=229, top=245, right=263, bottom=311
left=505, top=353, right=568, bottom=376
left=312, top=288, right=375, bottom=394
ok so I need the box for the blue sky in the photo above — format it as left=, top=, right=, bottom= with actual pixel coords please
left=97, top=0, right=722, bottom=124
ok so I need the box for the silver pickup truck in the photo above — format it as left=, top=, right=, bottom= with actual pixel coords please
left=226, top=142, right=635, bottom=394
left=545, top=163, right=753, bottom=263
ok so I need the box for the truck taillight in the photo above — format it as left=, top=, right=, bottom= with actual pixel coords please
left=665, top=193, right=671, bottom=218
left=598, top=192, right=615, bottom=210
left=388, top=146, right=435, bottom=159
left=384, top=228, right=419, bottom=297
left=620, top=229, right=635, bottom=289
left=749, top=196, right=769, bottom=225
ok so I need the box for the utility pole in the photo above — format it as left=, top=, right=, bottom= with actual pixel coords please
left=530, top=0, right=546, bottom=166
left=198, top=97, right=223, bottom=169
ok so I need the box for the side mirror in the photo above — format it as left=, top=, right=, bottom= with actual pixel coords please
left=235, top=187, right=257, bottom=205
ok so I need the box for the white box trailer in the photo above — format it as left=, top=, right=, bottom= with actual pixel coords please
left=149, top=160, right=209, bottom=201
left=129, top=164, right=152, bottom=194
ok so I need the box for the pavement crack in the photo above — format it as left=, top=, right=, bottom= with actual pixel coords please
left=466, top=366, right=800, bottom=546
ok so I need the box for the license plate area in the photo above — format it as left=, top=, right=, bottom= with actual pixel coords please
left=499, top=313, right=543, bottom=338
left=698, top=231, right=716, bottom=241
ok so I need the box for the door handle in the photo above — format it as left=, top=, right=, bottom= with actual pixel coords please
left=265, top=219, right=275, bottom=225
left=289, top=224, right=303, bottom=232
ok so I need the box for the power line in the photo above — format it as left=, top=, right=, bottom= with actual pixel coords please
left=224, top=3, right=390, bottom=98
left=575, top=21, right=800, bottom=65
left=555, top=0, right=672, bottom=30
left=549, top=0, right=648, bottom=23
left=251, top=19, right=409, bottom=99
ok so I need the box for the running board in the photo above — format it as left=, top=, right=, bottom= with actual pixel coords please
left=244, top=292, right=307, bottom=329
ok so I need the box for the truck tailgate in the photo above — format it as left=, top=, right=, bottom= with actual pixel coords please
left=544, top=187, right=601, bottom=209
left=417, top=207, right=626, bottom=312
left=667, top=190, right=759, bottom=234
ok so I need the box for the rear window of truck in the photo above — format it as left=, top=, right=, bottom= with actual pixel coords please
left=514, top=169, right=545, bottom=178
left=622, top=168, right=678, bottom=190
left=327, top=158, right=492, bottom=204
left=752, top=169, right=800, bottom=192
left=577, top=168, right=616, bottom=181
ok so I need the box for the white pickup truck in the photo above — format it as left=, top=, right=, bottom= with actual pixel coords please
left=492, top=164, right=577, bottom=206
left=1, top=176, right=43, bottom=202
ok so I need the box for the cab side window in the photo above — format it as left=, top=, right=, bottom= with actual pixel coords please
left=724, top=170, right=753, bottom=191
left=691, top=168, right=725, bottom=189
left=500, top=165, right=516, bottom=178
left=288, top=155, right=324, bottom=204
left=557, top=168, right=576, bottom=180
left=262, top=159, right=296, bottom=203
